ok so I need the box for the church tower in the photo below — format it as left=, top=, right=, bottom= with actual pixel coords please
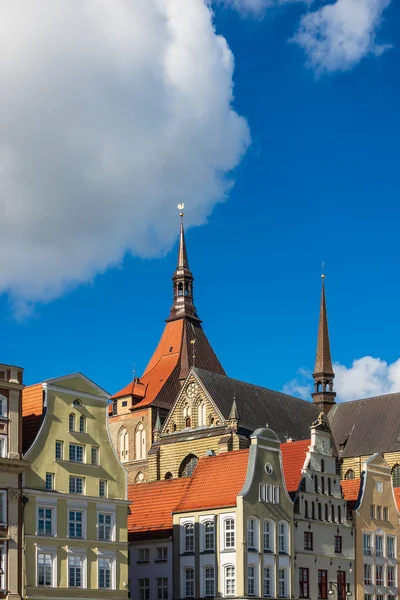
left=108, top=212, right=224, bottom=483
left=311, top=275, right=336, bottom=414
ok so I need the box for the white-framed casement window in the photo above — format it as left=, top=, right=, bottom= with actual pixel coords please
left=387, top=536, right=396, bottom=558
left=98, top=512, right=115, bottom=541
left=224, top=518, right=235, bottom=549
left=98, top=552, right=116, bottom=590
left=156, top=547, right=168, bottom=561
left=388, top=565, right=396, bottom=587
left=36, top=547, right=57, bottom=587
left=55, top=440, right=63, bottom=460
left=91, top=446, right=99, bottom=465
left=263, top=519, right=274, bottom=552
left=0, top=395, right=7, bottom=419
left=0, top=543, right=7, bottom=590
left=184, top=568, right=195, bottom=598
left=156, top=577, right=168, bottom=600
left=69, top=413, right=75, bottom=432
left=45, top=473, right=54, bottom=491
left=363, top=532, right=372, bottom=555
left=375, top=534, right=383, bottom=557
left=139, top=578, right=150, bottom=600
left=67, top=551, right=87, bottom=589
left=69, top=476, right=84, bottom=494
left=0, top=436, right=7, bottom=459
left=204, top=520, right=215, bottom=551
left=259, top=484, right=280, bottom=504
left=263, top=566, right=273, bottom=598
left=363, top=564, right=372, bottom=585
left=184, top=522, right=194, bottom=552
left=278, top=521, right=288, bottom=553
left=376, top=565, right=384, bottom=586
left=204, top=566, right=215, bottom=597
left=225, top=565, right=235, bottom=596
left=69, top=443, right=84, bottom=463
left=137, top=548, right=149, bottom=563
left=0, top=491, right=6, bottom=525
left=68, top=509, right=86, bottom=539
left=37, top=506, right=56, bottom=536
left=247, top=517, right=258, bottom=550
left=278, top=568, right=287, bottom=598
left=248, top=566, right=256, bottom=596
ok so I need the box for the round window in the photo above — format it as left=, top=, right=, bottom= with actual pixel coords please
left=265, top=463, right=273, bottom=475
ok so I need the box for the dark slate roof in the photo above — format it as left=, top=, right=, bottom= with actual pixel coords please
left=328, top=393, right=400, bottom=458
left=194, top=368, right=319, bottom=442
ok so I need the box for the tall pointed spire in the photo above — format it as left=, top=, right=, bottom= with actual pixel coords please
left=167, top=208, right=200, bottom=322
left=312, top=274, right=336, bottom=414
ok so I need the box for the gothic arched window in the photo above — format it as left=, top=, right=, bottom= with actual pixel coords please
left=327, top=478, right=332, bottom=495
left=79, top=415, right=86, bottom=433
left=69, top=413, right=75, bottom=431
left=314, top=475, right=318, bottom=493
left=318, top=503, right=322, bottom=521
left=311, top=502, right=315, bottom=520
left=198, top=403, right=206, bottom=426
left=179, top=454, right=198, bottom=478
left=345, top=469, right=355, bottom=480
left=135, top=422, right=146, bottom=460
left=392, top=465, right=400, bottom=488
left=118, top=427, right=129, bottom=462
left=325, top=504, right=329, bottom=521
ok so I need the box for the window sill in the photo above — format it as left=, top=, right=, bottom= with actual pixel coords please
left=155, top=559, right=167, bottom=563
left=180, top=551, right=195, bottom=556
left=263, top=549, right=274, bottom=553
left=279, top=551, right=289, bottom=555
left=248, top=548, right=258, bottom=553
left=200, top=550, right=215, bottom=554
left=136, top=560, right=149, bottom=564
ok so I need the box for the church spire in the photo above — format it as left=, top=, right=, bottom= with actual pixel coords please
left=311, top=274, right=336, bottom=414
left=167, top=208, right=200, bottom=322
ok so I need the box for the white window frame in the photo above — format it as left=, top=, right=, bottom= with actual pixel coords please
left=45, top=473, right=54, bottom=491
left=67, top=548, right=87, bottom=589
left=184, top=567, right=195, bottom=598
left=278, top=568, right=287, bottom=598
left=204, top=566, right=215, bottom=598
left=0, top=436, right=7, bottom=459
left=204, top=520, right=215, bottom=551
left=224, top=518, right=235, bottom=549
left=69, top=443, right=85, bottom=463
left=137, top=548, right=150, bottom=563
left=55, top=440, right=63, bottom=461
left=388, top=565, right=396, bottom=587
left=278, top=521, right=288, bottom=554
left=225, top=565, right=236, bottom=597
left=387, top=535, right=396, bottom=558
left=97, top=551, right=116, bottom=590
left=156, top=547, right=168, bottom=562
left=67, top=501, right=87, bottom=539
left=363, top=532, right=372, bottom=556
left=36, top=546, right=57, bottom=588
left=263, top=566, right=273, bottom=598
left=247, top=518, right=256, bottom=549
left=0, top=543, right=7, bottom=591
left=0, top=491, right=7, bottom=525
left=248, top=565, right=256, bottom=596
left=184, top=522, right=194, bottom=552
left=375, top=534, right=383, bottom=557
left=156, top=577, right=168, bottom=600
left=376, top=564, right=384, bottom=586
left=97, top=511, right=115, bottom=541
left=364, top=563, right=372, bottom=585
left=69, top=476, right=85, bottom=495
left=37, top=502, right=57, bottom=537
left=0, top=395, right=7, bottom=419
left=263, top=519, right=274, bottom=552
left=91, top=446, right=99, bottom=465
left=99, top=480, right=107, bottom=498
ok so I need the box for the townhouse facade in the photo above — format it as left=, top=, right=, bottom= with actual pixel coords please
left=0, top=363, right=29, bottom=600
left=21, top=373, right=129, bottom=600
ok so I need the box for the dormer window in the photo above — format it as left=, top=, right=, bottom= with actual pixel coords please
left=73, top=399, right=81, bottom=406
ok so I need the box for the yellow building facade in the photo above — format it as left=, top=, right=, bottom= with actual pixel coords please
left=22, top=373, right=129, bottom=600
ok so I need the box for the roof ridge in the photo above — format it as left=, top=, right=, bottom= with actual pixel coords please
left=334, top=391, right=400, bottom=406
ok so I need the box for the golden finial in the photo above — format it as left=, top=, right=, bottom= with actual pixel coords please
left=321, top=261, right=325, bottom=279
left=177, top=203, right=184, bottom=218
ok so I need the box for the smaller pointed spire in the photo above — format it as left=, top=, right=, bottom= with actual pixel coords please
left=312, top=274, right=336, bottom=414
left=167, top=207, right=200, bottom=322
left=229, top=398, right=239, bottom=421
left=153, top=409, right=162, bottom=442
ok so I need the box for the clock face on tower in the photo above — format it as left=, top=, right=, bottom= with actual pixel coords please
left=187, top=382, right=198, bottom=398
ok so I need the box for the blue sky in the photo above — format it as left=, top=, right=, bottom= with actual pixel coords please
left=0, top=0, right=399, bottom=401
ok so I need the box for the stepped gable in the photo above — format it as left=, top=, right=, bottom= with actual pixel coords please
left=194, top=368, right=319, bottom=442
left=280, top=439, right=310, bottom=493
left=175, top=449, right=249, bottom=513
left=328, top=393, right=400, bottom=458
left=22, top=383, right=43, bottom=454
left=111, top=213, right=224, bottom=411
left=128, top=478, right=190, bottom=540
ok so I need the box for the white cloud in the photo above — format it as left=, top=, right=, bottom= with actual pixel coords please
left=292, top=0, right=392, bottom=73
left=284, top=356, right=400, bottom=402
left=0, top=0, right=250, bottom=307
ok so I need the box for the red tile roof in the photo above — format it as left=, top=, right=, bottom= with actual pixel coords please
left=393, top=487, right=400, bottom=512
left=22, top=383, right=44, bottom=453
left=280, top=439, right=310, bottom=492
left=340, top=478, right=361, bottom=502
left=112, top=319, right=184, bottom=405
left=176, top=450, right=249, bottom=512
left=128, top=478, right=190, bottom=533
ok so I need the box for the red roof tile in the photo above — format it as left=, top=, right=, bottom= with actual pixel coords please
left=340, top=478, right=361, bottom=502
left=176, top=450, right=249, bottom=512
left=280, top=439, right=310, bottom=492
left=22, top=383, right=43, bottom=453
left=128, top=478, right=190, bottom=533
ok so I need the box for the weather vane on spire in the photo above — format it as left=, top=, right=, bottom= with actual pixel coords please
left=321, top=261, right=325, bottom=279
left=177, top=203, right=184, bottom=218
